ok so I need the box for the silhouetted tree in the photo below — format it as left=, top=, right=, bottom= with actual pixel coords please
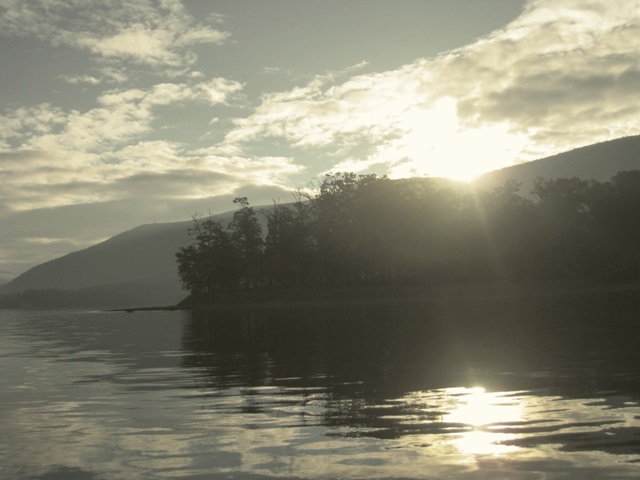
left=229, top=197, right=264, bottom=289
left=176, top=243, right=204, bottom=294
left=312, top=173, right=388, bottom=286
left=530, top=177, right=596, bottom=278
left=264, top=196, right=316, bottom=287
left=176, top=215, right=240, bottom=295
left=586, top=171, right=640, bottom=280
left=477, top=179, right=535, bottom=279
left=176, top=169, right=640, bottom=300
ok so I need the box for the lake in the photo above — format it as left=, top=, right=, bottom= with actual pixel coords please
left=1, top=288, right=640, bottom=479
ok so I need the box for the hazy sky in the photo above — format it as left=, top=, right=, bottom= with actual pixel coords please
left=2, top=0, right=640, bottom=284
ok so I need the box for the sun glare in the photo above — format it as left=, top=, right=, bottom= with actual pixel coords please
left=443, top=387, right=522, bottom=455
left=431, top=124, right=528, bottom=182
left=390, top=99, right=528, bottom=182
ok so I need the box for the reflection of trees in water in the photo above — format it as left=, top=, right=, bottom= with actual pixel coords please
left=182, top=291, right=640, bottom=397
left=182, top=302, right=442, bottom=396
left=180, top=292, right=640, bottom=439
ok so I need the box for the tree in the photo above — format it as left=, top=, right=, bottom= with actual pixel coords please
left=229, top=197, right=264, bottom=289
left=587, top=171, right=640, bottom=280
left=264, top=196, right=316, bottom=287
left=312, top=173, right=387, bottom=286
left=530, top=177, right=595, bottom=278
left=177, top=169, right=640, bottom=299
left=477, top=179, right=535, bottom=280
left=176, top=215, right=240, bottom=295
left=176, top=243, right=204, bottom=295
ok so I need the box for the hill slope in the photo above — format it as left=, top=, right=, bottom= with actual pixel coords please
left=1, top=221, right=192, bottom=306
left=475, top=135, right=640, bottom=193
left=0, top=208, right=259, bottom=307
left=3, top=221, right=189, bottom=292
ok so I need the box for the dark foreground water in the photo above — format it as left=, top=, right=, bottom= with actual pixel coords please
left=1, top=289, right=640, bottom=479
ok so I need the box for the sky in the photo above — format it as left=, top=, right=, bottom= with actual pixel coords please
left=1, top=0, right=640, bottom=284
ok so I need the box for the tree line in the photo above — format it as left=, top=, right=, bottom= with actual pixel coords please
left=176, top=171, right=640, bottom=298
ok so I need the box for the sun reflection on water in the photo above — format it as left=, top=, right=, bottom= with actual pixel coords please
left=442, top=387, right=522, bottom=455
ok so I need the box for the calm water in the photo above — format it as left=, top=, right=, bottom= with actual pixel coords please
left=1, top=290, right=640, bottom=479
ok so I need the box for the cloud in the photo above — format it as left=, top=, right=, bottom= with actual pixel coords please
left=1, top=78, right=242, bottom=153
left=225, top=67, right=418, bottom=153
left=223, top=0, right=640, bottom=180
left=59, top=74, right=102, bottom=86
left=102, top=78, right=243, bottom=108
left=59, top=67, right=130, bottom=86
left=428, top=0, right=640, bottom=154
left=0, top=76, right=253, bottom=217
left=0, top=147, right=299, bottom=214
left=0, top=0, right=229, bottom=68
left=0, top=104, right=67, bottom=140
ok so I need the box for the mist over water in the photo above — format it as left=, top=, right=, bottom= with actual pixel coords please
left=1, top=290, right=640, bottom=479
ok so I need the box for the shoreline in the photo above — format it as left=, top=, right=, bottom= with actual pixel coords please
left=112, top=279, right=640, bottom=313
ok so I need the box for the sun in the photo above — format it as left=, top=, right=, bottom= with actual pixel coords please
left=430, top=124, right=529, bottom=182
left=388, top=99, right=528, bottom=182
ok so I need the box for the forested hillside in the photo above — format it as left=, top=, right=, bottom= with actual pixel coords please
left=177, top=171, right=640, bottom=302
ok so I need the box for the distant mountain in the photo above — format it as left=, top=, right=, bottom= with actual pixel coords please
left=1, top=221, right=192, bottom=307
left=475, top=135, right=640, bottom=194
left=0, top=208, right=266, bottom=308
left=3, top=135, right=640, bottom=308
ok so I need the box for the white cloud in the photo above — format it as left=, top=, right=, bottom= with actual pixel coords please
left=60, top=68, right=130, bottom=86
left=0, top=0, right=230, bottom=68
left=0, top=104, right=67, bottom=140
left=0, top=75, right=248, bottom=215
left=225, top=66, right=420, bottom=149
left=177, top=27, right=229, bottom=47
left=431, top=0, right=640, bottom=154
left=197, top=78, right=244, bottom=105
left=59, top=74, right=102, bottom=85
left=79, top=25, right=181, bottom=65
left=97, top=78, right=242, bottom=110
left=0, top=78, right=243, bottom=155
left=0, top=139, right=302, bottom=218
left=222, top=0, right=640, bottom=180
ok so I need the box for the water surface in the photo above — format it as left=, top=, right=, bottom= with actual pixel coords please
left=1, top=290, right=640, bottom=479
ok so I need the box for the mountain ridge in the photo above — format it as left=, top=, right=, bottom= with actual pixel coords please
left=2, top=135, right=640, bottom=307
left=2, top=221, right=191, bottom=294
left=475, top=135, right=640, bottom=193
